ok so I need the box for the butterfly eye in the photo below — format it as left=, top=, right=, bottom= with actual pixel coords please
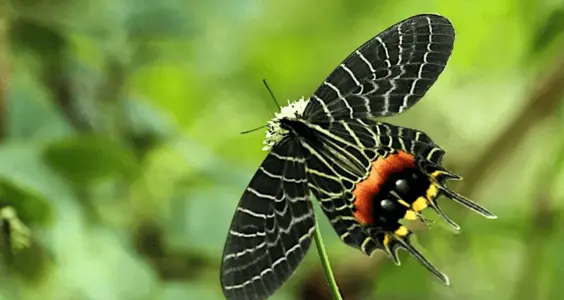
left=395, top=178, right=409, bottom=195
left=380, top=199, right=395, bottom=211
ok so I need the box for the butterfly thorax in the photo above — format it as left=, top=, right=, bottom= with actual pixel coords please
left=262, top=97, right=309, bottom=151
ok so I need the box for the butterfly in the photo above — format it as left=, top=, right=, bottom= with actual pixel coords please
left=220, top=14, right=496, bottom=300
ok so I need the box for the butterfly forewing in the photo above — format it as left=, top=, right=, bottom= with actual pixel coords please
left=220, top=139, right=315, bottom=300
left=303, top=14, right=455, bottom=122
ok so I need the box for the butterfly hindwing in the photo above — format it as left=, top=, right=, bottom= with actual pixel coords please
left=220, top=139, right=315, bottom=300
left=303, top=14, right=455, bottom=122
left=302, top=119, right=453, bottom=280
left=304, top=118, right=495, bottom=284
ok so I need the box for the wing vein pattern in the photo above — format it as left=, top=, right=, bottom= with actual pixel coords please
left=304, top=15, right=454, bottom=122
left=220, top=138, right=315, bottom=300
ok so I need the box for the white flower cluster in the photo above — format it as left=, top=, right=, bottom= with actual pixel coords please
left=262, top=97, right=309, bottom=151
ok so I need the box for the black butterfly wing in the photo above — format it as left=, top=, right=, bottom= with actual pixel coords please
left=220, top=138, right=315, bottom=300
left=303, top=117, right=495, bottom=284
left=302, top=119, right=452, bottom=282
left=303, top=14, right=455, bottom=122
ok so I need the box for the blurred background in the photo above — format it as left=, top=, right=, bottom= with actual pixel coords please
left=0, top=0, right=563, bottom=299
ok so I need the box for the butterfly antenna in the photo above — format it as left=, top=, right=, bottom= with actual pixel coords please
left=241, top=125, right=267, bottom=135
left=240, top=79, right=279, bottom=135
left=262, top=79, right=281, bottom=110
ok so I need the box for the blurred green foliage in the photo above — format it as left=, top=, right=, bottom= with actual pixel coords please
left=0, top=0, right=564, bottom=299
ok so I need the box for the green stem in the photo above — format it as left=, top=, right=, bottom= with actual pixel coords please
left=313, top=216, right=343, bottom=300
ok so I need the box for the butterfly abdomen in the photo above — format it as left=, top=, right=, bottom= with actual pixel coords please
left=351, top=151, right=443, bottom=247
left=353, top=151, right=418, bottom=225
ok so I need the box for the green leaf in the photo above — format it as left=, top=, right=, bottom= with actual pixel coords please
left=0, top=143, right=69, bottom=202
left=118, top=98, right=176, bottom=154
left=0, top=206, right=31, bottom=253
left=0, top=142, right=74, bottom=225
left=7, top=72, right=74, bottom=142
left=43, top=135, right=140, bottom=185
left=121, top=98, right=175, bottom=139
left=126, top=0, right=195, bottom=40
left=532, top=8, right=564, bottom=54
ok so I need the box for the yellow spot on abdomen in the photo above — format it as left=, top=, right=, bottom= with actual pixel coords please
left=383, top=234, right=391, bottom=248
left=403, top=210, right=418, bottom=220
left=394, top=226, right=409, bottom=237
left=413, top=197, right=428, bottom=212
left=426, top=184, right=439, bottom=199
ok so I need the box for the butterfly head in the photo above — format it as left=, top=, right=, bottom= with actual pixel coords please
left=262, top=97, right=309, bottom=151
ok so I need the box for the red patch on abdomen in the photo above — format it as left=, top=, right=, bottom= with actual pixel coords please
left=352, top=151, right=416, bottom=224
